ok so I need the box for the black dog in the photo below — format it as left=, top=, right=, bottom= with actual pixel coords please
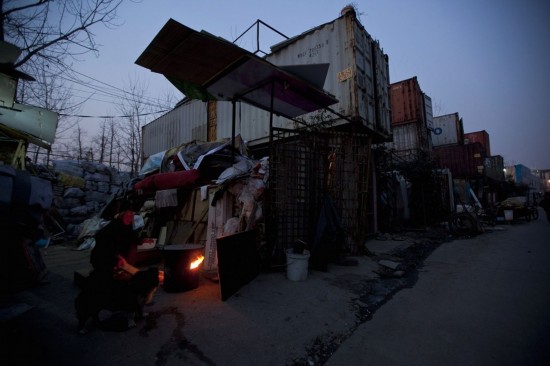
left=75, top=268, right=158, bottom=333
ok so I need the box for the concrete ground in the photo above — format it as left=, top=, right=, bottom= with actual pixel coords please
left=327, top=216, right=550, bottom=365
left=1, top=234, right=425, bottom=366
left=0, top=227, right=458, bottom=365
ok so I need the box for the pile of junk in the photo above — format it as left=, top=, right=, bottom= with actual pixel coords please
left=76, top=135, right=268, bottom=300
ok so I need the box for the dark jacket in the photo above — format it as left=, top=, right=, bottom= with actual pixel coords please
left=91, top=219, right=139, bottom=272
left=540, top=194, right=550, bottom=212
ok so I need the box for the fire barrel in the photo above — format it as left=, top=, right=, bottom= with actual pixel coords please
left=162, top=244, right=204, bottom=292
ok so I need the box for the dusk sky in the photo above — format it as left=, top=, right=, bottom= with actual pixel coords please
left=70, top=0, right=550, bottom=169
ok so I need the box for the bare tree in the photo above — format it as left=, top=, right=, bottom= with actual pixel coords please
left=107, top=118, right=118, bottom=168
left=116, top=76, right=152, bottom=175
left=87, top=117, right=121, bottom=168
left=23, top=59, right=83, bottom=164
left=92, top=120, right=109, bottom=163
left=1, top=0, right=130, bottom=163
left=1, top=0, right=127, bottom=78
left=70, top=124, right=88, bottom=160
left=432, top=99, right=446, bottom=117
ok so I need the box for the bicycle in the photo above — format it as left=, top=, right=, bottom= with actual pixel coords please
left=448, top=210, right=480, bottom=236
left=447, top=193, right=495, bottom=236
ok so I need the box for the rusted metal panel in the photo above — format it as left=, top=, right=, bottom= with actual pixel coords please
left=431, top=113, right=464, bottom=147
left=433, top=142, right=487, bottom=178
left=464, top=130, right=491, bottom=156
left=389, top=77, right=424, bottom=125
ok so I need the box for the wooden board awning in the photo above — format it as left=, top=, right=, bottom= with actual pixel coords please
left=135, top=19, right=338, bottom=119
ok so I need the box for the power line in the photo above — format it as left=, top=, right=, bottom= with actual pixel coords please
left=58, top=110, right=169, bottom=119
left=65, top=68, right=177, bottom=107
left=39, top=67, right=177, bottom=112
left=59, top=73, right=172, bottom=109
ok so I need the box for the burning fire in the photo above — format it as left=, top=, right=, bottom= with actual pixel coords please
left=189, top=255, right=205, bottom=270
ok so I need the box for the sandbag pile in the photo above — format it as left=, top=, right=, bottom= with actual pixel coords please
left=51, top=160, right=131, bottom=238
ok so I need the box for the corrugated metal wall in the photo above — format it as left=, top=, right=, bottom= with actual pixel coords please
left=214, top=101, right=297, bottom=145
left=388, top=123, right=422, bottom=152
left=434, top=142, right=487, bottom=178
left=142, top=99, right=207, bottom=159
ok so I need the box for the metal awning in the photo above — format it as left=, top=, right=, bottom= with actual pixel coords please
left=135, top=19, right=338, bottom=120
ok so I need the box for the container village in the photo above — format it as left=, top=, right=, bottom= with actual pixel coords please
left=1, top=6, right=549, bottom=326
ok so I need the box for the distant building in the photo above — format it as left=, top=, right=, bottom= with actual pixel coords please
left=505, top=164, right=542, bottom=193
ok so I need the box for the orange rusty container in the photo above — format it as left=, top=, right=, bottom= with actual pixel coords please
left=389, top=77, right=425, bottom=126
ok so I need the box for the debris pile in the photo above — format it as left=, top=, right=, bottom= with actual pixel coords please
left=51, top=160, right=131, bottom=238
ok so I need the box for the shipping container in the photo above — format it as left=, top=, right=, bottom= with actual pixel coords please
left=385, top=122, right=430, bottom=155
left=505, top=164, right=536, bottom=187
left=424, top=93, right=433, bottom=150
left=386, top=77, right=433, bottom=157
left=431, top=113, right=464, bottom=147
left=142, top=9, right=391, bottom=158
left=464, top=130, right=491, bottom=156
left=389, top=77, right=424, bottom=126
left=424, top=93, right=433, bottom=130
left=266, top=7, right=391, bottom=139
left=484, top=155, right=504, bottom=181
left=141, top=99, right=208, bottom=159
left=433, top=142, right=487, bottom=178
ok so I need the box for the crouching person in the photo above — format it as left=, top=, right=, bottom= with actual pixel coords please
left=75, top=209, right=158, bottom=333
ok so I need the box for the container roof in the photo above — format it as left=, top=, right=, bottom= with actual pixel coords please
left=135, top=19, right=337, bottom=119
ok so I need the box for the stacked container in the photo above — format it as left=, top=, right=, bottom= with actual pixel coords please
left=433, top=142, right=487, bottom=178
left=432, top=113, right=464, bottom=147
left=387, top=77, right=433, bottom=159
left=266, top=7, right=391, bottom=140
left=484, top=155, right=505, bottom=181
left=464, top=130, right=491, bottom=156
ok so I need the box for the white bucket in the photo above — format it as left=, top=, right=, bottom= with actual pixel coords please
left=504, top=209, right=513, bottom=221
left=286, top=249, right=310, bottom=281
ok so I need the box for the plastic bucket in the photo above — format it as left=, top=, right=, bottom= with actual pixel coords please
left=504, top=210, right=513, bottom=221
left=286, top=249, right=310, bottom=281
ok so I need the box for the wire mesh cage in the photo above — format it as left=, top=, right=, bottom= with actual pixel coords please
left=268, top=127, right=374, bottom=259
